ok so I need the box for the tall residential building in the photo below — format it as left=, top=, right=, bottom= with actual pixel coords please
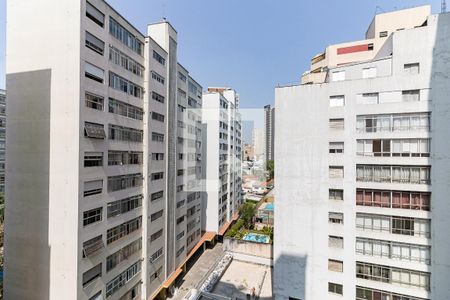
left=0, top=89, right=5, bottom=193
left=252, top=127, right=265, bottom=161
left=5, top=1, right=204, bottom=299
left=202, top=87, right=243, bottom=235
left=275, top=6, right=450, bottom=300
left=264, top=104, right=275, bottom=161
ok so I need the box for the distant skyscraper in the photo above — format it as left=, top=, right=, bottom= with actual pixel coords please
left=275, top=5, right=450, bottom=300
left=0, top=89, right=4, bottom=193
left=252, top=127, right=264, bottom=160
left=264, top=104, right=275, bottom=161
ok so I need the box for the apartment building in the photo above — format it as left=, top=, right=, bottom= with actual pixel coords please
left=5, top=1, right=203, bottom=299
left=202, top=88, right=243, bottom=235
left=275, top=6, right=450, bottom=300
left=264, top=104, right=275, bottom=162
left=0, top=89, right=4, bottom=193
left=252, top=127, right=265, bottom=161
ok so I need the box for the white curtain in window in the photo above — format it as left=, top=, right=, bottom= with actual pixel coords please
left=411, top=168, right=420, bottom=183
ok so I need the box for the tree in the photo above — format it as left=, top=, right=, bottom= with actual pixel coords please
left=266, top=160, right=274, bottom=179
left=240, top=202, right=256, bottom=228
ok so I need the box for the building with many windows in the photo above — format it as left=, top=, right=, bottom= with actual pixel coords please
left=202, top=87, right=243, bottom=235
left=275, top=6, right=450, bottom=300
left=0, top=89, right=5, bottom=193
left=264, top=104, right=275, bottom=162
left=5, top=1, right=204, bottom=299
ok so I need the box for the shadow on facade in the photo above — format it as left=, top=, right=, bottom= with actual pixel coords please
left=273, top=254, right=307, bottom=300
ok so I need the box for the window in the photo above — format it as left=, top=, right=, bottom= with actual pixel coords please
left=151, top=71, right=165, bottom=85
left=356, top=213, right=430, bottom=238
left=356, top=113, right=430, bottom=133
left=152, top=91, right=165, bottom=103
left=368, top=43, right=374, bottom=51
left=152, top=112, right=165, bottom=122
left=109, top=72, right=143, bottom=98
left=106, top=261, right=141, bottom=297
left=358, top=92, right=379, bottom=104
left=328, top=282, right=343, bottom=295
left=85, top=31, right=104, bottom=55
left=107, top=173, right=143, bottom=192
left=109, top=98, right=143, bottom=120
left=150, top=266, right=163, bottom=283
left=176, top=231, right=185, bottom=241
left=88, top=291, right=102, bottom=300
left=85, top=62, right=104, bottom=83
left=356, top=165, right=431, bottom=184
left=151, top=172, right=164, bottom=181
left=404, top=63, right=420, bottom=75
left=82, top=235, right=104, bottom=258
left=331, top=70, right=345, bottom=82
left=84, top=152, right=103, bottom=167
left=356, top=262, right=430, bottom=290
left=362, top=67, right=377, bottom=78
left=84, top=122, right=106, bottom=139
left=329, top=95, right=344, bottom=107
left=176, top=246, right=185, bottom=257
left=152, top=132, right=164, bottom=142
left=83, top=263, right=102, bottom=287
left=109, top=125, right=143, bottom=143
left=177, top=185, right=184, bottom=192
left=357, top=139, right=430, bottom=157
left=109, top=46, right=144, bottom=77
left=151, top=210, right=163, bottom=222
left=356, top=237, right=431, bottom=265
left=84, top=179, right=103, bottom=197
left=328, top=236, right=344, bottom=248
left=177, top=169, right=184, bottom=176
left=106, top=239, right=142, bottom=272
left=109, top=17, right=143, bottom=55
left=178, top=88, right=187, bottom=99
left=356, top=286, right=428, bottom=300
left=329, top=142, right=344, bottom=153
left=176, top=215, right=185, bottom=225
left=357, top=189, right=430, bottom=211
left=86, top=2, right=104, bottom=27
left=150, top=229, right=163, bottom=242
left=177, top=199, right=186, bottom=208
left=153, top=51, right=166, bottom=65
left=329, top=118, right=344, bottom=130
left=108, top=151, right=143, bottom=165
left=329, top=189, right=343, bottom=201
left=151, top=248, right=163, bottom=262
left=329, top=212, right=343, bottom=224
left=83, top=207, right=102, bottom=226
left=107, top=217, right=142, bottom=244
left=328, top=259, right=343, bottom=272
left=107, top=195, right=142, bottom=218
left=152, top=153, right=164, bottom=161
left=329, top=166, right=344, bottom=178
left=379, top=31, right=388, bottom=37
left=402, top=90, right=420, bottom=102
left=85, top=92, right=104, bottom=111
left=178, top=72, right=187, bottom=82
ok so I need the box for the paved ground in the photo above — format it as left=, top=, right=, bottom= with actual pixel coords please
left=169, top=243, right=224, bottom=300
left=212, top=260, right=273, bottom=300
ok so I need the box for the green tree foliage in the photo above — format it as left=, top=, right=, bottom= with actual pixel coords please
left=266, top=160, right=274, bottom=179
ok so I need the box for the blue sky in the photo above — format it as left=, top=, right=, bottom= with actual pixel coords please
left=0, top=0, right=441, bottom=141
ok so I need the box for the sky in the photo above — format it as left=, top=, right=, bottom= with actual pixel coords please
left=0, top=0, right=442, bottom=141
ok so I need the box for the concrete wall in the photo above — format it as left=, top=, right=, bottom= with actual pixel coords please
left=223, top=238, right=272, bottom=259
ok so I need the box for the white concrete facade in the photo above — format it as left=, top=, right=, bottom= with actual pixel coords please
left=202, top=89, right=243, bottom=234
left=5, top=1, right=203, bottom=300
left=275, top=11, right=450, bottom=300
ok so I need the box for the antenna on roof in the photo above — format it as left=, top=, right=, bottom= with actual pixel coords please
left=442, top=0, right=447, bottom=13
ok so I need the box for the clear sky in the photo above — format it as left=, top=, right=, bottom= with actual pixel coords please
left=0, top=0, right=442, bottom=141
